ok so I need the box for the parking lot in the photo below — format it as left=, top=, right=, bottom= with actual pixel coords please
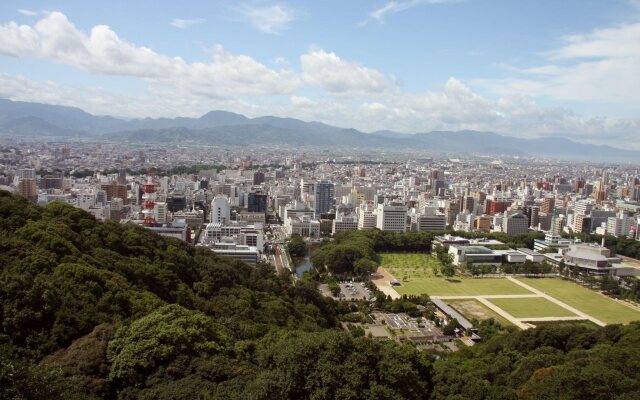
left=338, top=282, right=373, bottom=301
left=318, top=282, right=373, bottom=300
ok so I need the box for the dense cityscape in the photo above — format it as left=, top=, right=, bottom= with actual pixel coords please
left=2, top=1, right=640, bottom=399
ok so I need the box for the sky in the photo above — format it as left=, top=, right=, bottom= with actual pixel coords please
left=0, top=0, right=639, bottom=148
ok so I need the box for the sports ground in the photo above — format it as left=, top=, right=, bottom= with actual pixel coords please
left=376, top=252, right=640, bottom=329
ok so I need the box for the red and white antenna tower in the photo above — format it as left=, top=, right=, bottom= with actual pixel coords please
left=142, top=168, right=158, bottom=226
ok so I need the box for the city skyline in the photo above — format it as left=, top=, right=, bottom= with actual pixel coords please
left=1, top=1, right=639, bottom=148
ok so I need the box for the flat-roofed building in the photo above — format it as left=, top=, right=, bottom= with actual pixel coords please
left=448, top=245, right=503, bottom=266
left=208, top=242, right=259, bottom=265
left=376, top=202, right=407, bottom=233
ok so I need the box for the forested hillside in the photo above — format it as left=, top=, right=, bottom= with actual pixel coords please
left=1, top=191, right=639, bottom=399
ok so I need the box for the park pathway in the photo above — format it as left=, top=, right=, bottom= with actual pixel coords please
left=372, top=267, right=402, bottom=299
left=507, top=277, right=606, bottom=327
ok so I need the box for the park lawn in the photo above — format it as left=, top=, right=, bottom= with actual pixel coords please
left=394, top=277, right=534, bottom=296
left=518, top=278, right=640, bottom=324
left=447, top=299, right=514, bottom=327
left=379, top=252, right=534, bottom=297
left=487, top=297, right=577, bottom=319
left=379, top=253, right=440, bottom=277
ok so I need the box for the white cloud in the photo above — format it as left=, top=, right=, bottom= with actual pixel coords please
left=301, top=49, right=395, bottom=96
left=290, top=95, right=314, bottom=107
left=479, top=22, right=640, bottom=108
left=238, top=4, right=295, bottom=34
left=0, top=11, right=638, bottom=148
left=170, top=18, right=204, bottom=29
left=362, top=0, right=461, bottom=25
left=17, top=9, right=38, bottom=16
left=0, top=12, right=300, bottom=96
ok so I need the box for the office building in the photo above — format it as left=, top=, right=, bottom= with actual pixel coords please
left=502, top=212, right=529, bottom=236
left=376, top=202, right=408, bottom=233
left=314, top=180, right=335, bottom=215
left=211, top=195, right=230, bottom=224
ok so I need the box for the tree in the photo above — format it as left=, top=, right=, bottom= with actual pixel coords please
left=107, top=304, right=229, bottom=385
left=442, top=319, right=458, bottom=335
left=287, top=234, right=307, bottom=257
left=441, top=263, right=456, bottom=278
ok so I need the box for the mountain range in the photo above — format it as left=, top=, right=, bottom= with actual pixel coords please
left=0, top=98, right=638, bottom=162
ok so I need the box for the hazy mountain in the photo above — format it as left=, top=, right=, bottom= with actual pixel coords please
left=0, top=98, right=127, bottom=133
left=0, top=98, right=638, bottom=162
left=0, top=116, right=84, bottom=136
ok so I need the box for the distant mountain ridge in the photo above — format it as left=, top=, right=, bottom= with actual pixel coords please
left=0, top=98, right=638, bottom=162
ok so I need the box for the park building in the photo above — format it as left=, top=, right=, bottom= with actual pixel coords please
left=448, top=245, right=503, bottom=266
left=548, top=243, right=622, bottom=276
left=448, top=244, right=544, bottom=266
left=533, top=232, right=576, bottom=252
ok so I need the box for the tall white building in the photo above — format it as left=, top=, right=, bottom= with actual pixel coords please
left=211, top=195, right=230, bottom=224
left=357, top=202, right=377, bottom=229
left=376, top=203, right=407, bottom=233
left=607, top=211, right=633, bottom=238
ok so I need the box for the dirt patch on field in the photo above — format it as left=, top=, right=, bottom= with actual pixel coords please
left=372, top=267, right=401, bottom=299
left=373, top=267, right=398, bottom=286
left=448, top=300, right=496, bottom=321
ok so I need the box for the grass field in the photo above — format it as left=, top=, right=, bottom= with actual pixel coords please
left=379, top=253, right=440, bottom=278
left=487, top=297, right=578, bottom=319
left=446, top=299, right=513, bottom=327
left=379, top=253, right=533, bottom=296
left=395, top=277, right=533, bottom=296
left=519, top=278, right=640, bottom=324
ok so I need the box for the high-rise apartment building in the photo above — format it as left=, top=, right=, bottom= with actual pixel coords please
left=101, top=181, right=128, bottom=204
left=18, top=179, right=37, bottom=202
left=541, top=197, right=555, bottom=214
